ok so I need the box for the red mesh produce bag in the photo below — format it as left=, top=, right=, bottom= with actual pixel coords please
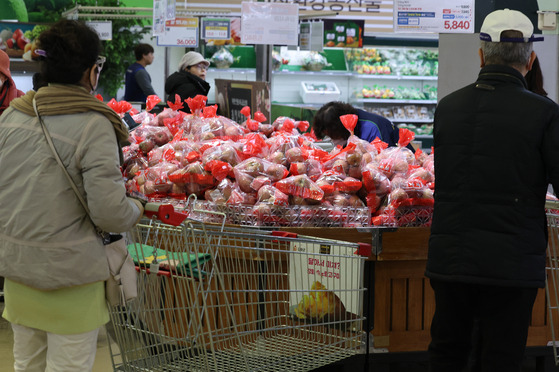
left=240, top=106, right=251, bottom=119
left=340, top=114, right=358, bottom=136
left=185, top=95, right=207, bottom=115
left=146, top=95, right=162, bottom=112
left=202, top=105, right=218, bottom=118
left=274, top=175, right=324, bottom=201
left=167, top=94, right=184, bottom=111
left=398, top=127, right=415, bottom=148
left=254, top=111, right=267, bottom=123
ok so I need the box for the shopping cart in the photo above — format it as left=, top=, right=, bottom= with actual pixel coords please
left=107, top=203, right=370, bottom=372
left=546, top=200, right=559, bottom=365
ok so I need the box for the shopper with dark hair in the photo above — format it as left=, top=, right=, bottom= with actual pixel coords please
left=312, top=101, right=401, bottom=148
left=0, top=49, right=24, bottom=116
left=124, top=43, right=156, bottom=102
left=165, top=51, right=210, bottom=112
left=0, top=19, right=144, bottom=371
left=426, top=9, right=559, bottom=372
left=525, top=55, right=547, bottom=96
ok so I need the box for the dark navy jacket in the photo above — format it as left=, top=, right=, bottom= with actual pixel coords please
left=124, top=62, right=155, bottom=102
left=354, top=109, right=398, bottom=146
left=426, top=65, right=559, bottom=288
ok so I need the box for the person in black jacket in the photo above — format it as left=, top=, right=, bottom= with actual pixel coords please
left=165, top=51, right=210, bottom=112
left=426, top=9, right=559, bottom=372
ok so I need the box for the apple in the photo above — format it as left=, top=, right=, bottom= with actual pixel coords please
left=17, top=36, right=29, bottom=50
left=12, top=29, right=23, bottom=41
left=139, top=140, right=155, bottom=154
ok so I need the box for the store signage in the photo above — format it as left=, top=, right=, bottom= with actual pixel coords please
left=202, top=18, right=231, bottom=40
left=394, top=0, right=474, bottom=34
left=153, top=0, right=166, bottom=35
left=288, top=241, right=362, bottom=319
left=86, top=21, right=112, bottom=41
left=214, top=79, right=271, bottom=124
left=157, top=17, right=199, bottom=47
left=241, top=2, right=299, bottom=46
left=300, top=21, right=324, bottom=52
left=323, top=19, right=364, bottom=48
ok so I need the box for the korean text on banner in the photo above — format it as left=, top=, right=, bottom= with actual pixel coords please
left=241, top=2, right=299, bottom=46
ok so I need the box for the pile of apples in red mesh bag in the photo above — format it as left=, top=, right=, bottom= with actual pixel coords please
left=118, top=94, right=434, bottom=227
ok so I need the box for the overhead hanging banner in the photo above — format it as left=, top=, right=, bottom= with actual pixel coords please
left=394, top=0, right=474, bottom=34
left=157, top=17, right=199, bottom=47
left=152, top=0, right=167, bottom=35
left=241, top=2, right=299, bottom=46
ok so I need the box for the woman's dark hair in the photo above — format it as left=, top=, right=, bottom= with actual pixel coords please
left=134, top=43, right=154, bottom=61
left=32, top=72, right=46, bottom=91
left=525, top=56, right=547, bottom=97
left=312, top=101, right=358, bottom=140
left=38, top=19, right=102, bottom=85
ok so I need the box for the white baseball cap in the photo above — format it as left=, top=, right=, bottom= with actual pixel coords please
left=178, top=51, right=210, bottom=71
left=480, top=8, right=543, bottom=43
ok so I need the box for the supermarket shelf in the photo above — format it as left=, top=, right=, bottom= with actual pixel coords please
left=350, top=74, right=438, bottom=81
left=10, top=59, right=41, bottom=73
left=272, top=70, right=354, bottom=77
left=271, top=102, right=324, bottom=109
left=208, top=67, right=255, bottom=74
left=356, top=99, right=437, bottom=104
left=272, top=70, right=438, bottom=81
left=414, top=134, right=434, bottom=139
left=392, top=118, right=433, bottom=123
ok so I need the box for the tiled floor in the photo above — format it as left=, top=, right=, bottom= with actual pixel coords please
left=0, top=302, right=114, bottom=372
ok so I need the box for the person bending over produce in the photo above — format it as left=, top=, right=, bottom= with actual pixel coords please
left=0, top=19, right=144, bottom=371
left=312, top=101, right=404, bottom=148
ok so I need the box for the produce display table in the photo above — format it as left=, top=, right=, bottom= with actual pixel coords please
left=280, top=226, right=554, bottom=352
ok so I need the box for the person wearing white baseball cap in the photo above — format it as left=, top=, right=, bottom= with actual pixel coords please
left=164, top=51, right=210, bottom=112
left=426, top=8, right=559, bottom=372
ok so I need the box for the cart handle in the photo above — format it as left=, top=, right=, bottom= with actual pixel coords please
left=143, top=203, right=188, bottom=226
left=271, top=231, right=298, bottom=238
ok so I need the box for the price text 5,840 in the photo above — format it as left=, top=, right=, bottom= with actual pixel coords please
left=444, top=20, right=470, bottom=30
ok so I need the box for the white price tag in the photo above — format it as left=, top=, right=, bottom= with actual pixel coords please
left=394, top=0, right=475, bottom=34
left=157, top=17, right=199, bottom=47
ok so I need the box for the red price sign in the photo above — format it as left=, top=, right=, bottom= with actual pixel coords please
left=444, top=20, right=471, bottom=30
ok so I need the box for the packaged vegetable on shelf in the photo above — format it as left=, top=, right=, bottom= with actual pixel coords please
left=210, top=47, right=238, bottom=69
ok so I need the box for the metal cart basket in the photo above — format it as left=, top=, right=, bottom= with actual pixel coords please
left=107, top=206, right=369, bottom=372
left=546, top=200, right=559, bottom=365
